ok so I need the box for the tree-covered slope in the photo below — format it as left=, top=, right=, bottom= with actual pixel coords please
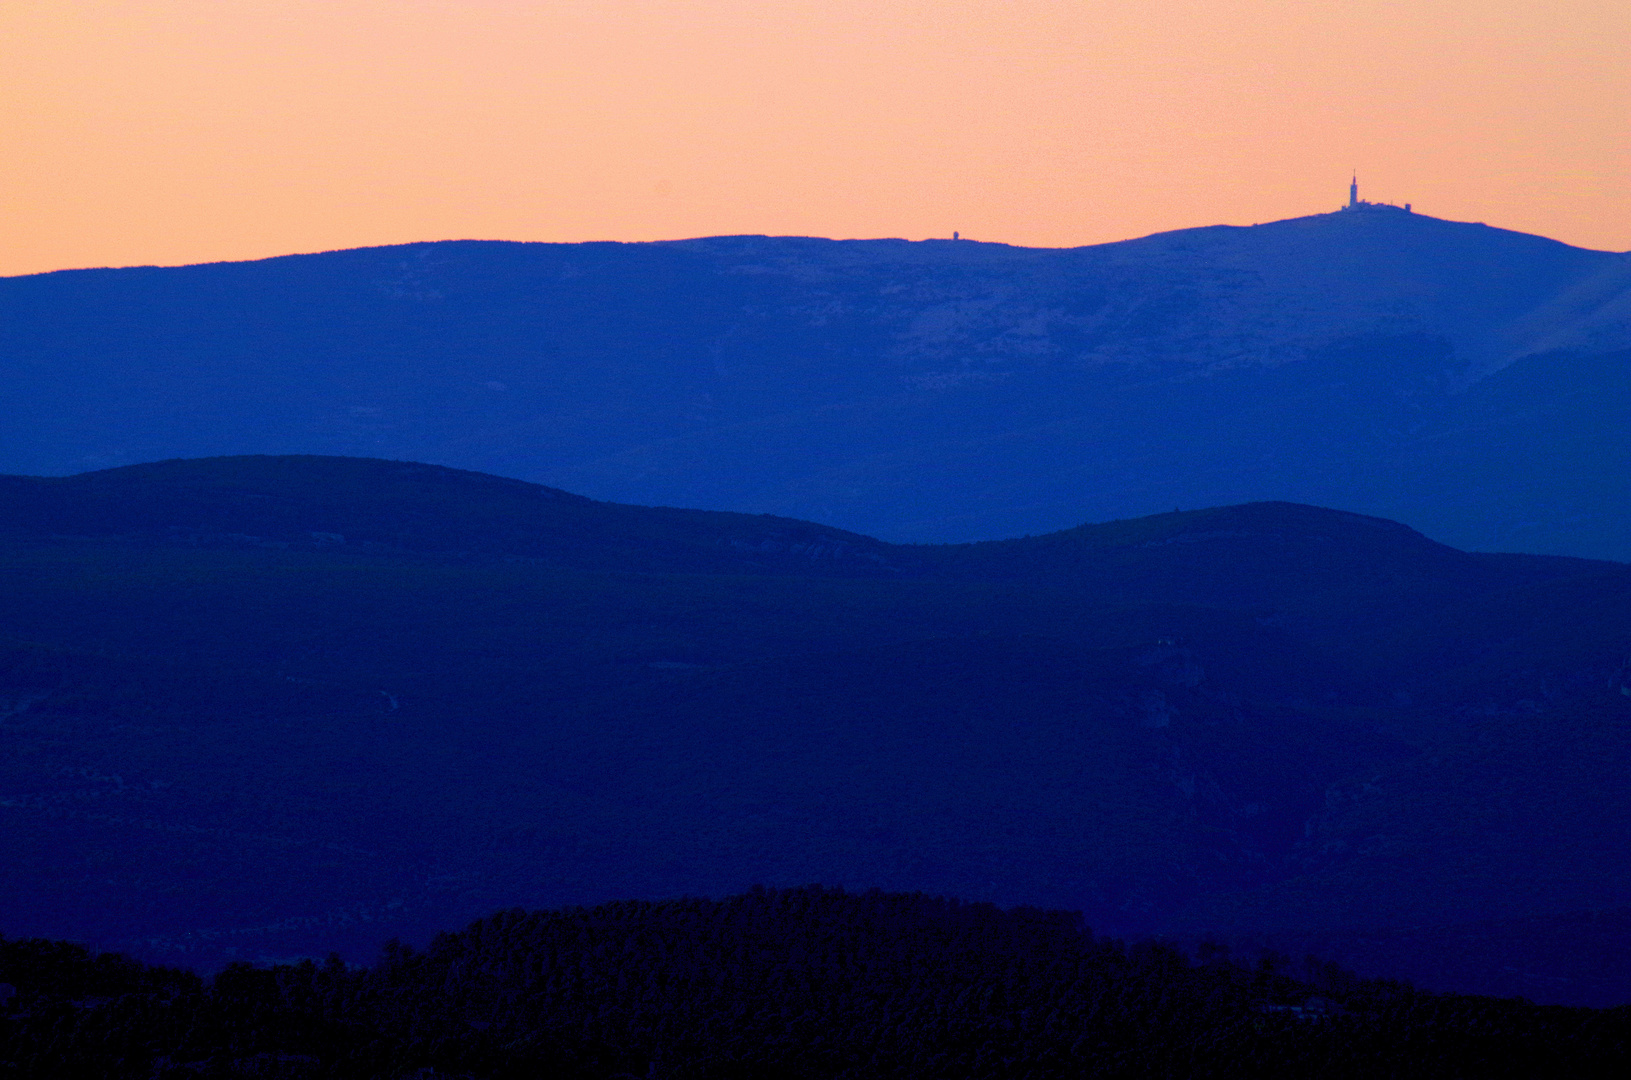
left=1, top=456, right=1629, bottom=1002
left=3, top=888, right=1627, bottom=1078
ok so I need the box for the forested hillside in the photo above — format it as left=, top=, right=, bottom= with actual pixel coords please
left=3, top=456, right=1629, bottom=1003
left=3, top=888, right=1626, bottom=1078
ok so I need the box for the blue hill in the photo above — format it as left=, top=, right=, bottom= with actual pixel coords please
left=4, top=211, right=1628, bottom=557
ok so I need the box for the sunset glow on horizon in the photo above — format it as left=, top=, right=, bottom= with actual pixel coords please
left=3, top=0, right=1627, bottom=277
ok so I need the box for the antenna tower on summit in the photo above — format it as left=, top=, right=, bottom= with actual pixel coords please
left=1341, top=175, right=1412, bottom=214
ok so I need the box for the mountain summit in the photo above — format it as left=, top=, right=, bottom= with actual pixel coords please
left=4, top=212, right=1628, bottom=556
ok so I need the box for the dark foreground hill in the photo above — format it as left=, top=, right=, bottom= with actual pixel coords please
left=3, top=210, right=1629, bottom=558
left=4, top=887, right=1627, bottom=1078
left=2, top=456, right=1630, bottom=1003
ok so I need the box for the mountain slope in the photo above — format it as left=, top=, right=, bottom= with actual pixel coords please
left=4, top=211, right=1628, bottom=556
left=2, top=456, right=1629, bottom=1002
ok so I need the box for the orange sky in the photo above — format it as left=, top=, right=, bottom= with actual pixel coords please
left=3, top=0, right=1627, bottom=276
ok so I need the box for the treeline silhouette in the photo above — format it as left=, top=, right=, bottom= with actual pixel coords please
left=2, top=887, right=1625, bottom=1077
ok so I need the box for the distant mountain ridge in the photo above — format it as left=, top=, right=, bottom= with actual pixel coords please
left=3, top=210, right=1629, bottom=556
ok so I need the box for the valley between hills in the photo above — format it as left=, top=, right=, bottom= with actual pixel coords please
left=3, top=455, right=1629, bottom=1006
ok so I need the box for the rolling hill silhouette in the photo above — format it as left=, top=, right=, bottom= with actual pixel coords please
left=2, top=456, right=1628, bottom=1003
left=4, top=210, right=1628, bottom=558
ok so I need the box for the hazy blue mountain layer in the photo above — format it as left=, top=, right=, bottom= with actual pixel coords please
left=2, top=456, right=1628, bottom=1003
left=4, top=209, right=1629, bottom=557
